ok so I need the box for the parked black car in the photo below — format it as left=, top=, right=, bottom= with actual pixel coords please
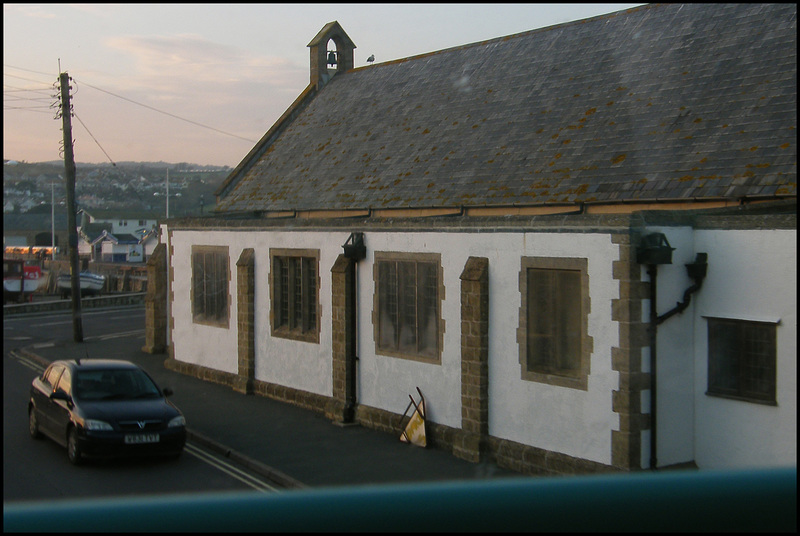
left=29, top=359, right=186, bottom=465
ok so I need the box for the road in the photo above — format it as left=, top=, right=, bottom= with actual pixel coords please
left=3, top=303, right=279, bottom=504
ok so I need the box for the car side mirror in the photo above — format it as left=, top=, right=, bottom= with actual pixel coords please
left=162, top=387, right=174, bottom=397
left=50, top=390, right=71, bottom=402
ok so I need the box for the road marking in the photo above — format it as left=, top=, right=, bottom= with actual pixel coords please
left=85, top=329, right=144, bottom=341
left=29, top=321, right=73, bottom=327
left=8, top=351, right=45, bottom=373
left=17, top=359, right=43, bottom=373
left=184, top=443, right=278, bottom=493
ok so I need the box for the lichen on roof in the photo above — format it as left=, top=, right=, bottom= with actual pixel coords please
left=216, top=3, right=796, bottom=215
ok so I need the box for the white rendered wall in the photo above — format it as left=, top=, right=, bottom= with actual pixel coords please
left=692, top=229, right=797, bottom=469
left=643, top=227, right=698, bottom=468
left=357, top=231, right=622, bottom=466
left=170, top=228, right=624, bottom=466
left=170, top=231, right=239, bottom=375
left=170, top=229, right=347, bottom=394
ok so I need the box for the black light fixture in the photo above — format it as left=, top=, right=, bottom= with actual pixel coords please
left=342, top=232, right=365, bottom=260
left=636, top=232, right=675, bottom=265
left=327, top=50, right=338, bottom=67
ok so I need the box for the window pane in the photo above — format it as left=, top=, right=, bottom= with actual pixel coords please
left=292, top=257, right=302, bottom=329
left=417, top=262, right=438, bottom=356
left=274, top=257, right=286, bottom=328
left=398, top=261, right=418, bottom=353
left=57, top=368, right=71, bottom=395
left=192, top=248, right=228, bottom=325
left=304, top=258, right=317, bottom=331
left=708, top=320, right=739, bottom=394
left=708, top=318, right=776, bottom=403
left=214, top=253, right=227, bottom=321
left=378, top=262, right=398, bottom=349
left=527, top=268, right=580, bottom=375
left=192, top=252, right=204, bottom=318
left=556, top=270, right=581, bottom=372
left=272, top=253, right=318, bottom=337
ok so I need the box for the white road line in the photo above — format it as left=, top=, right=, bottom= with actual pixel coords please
left=8, top=352, right=45, bottom=373
left=184, top=443, right=278, bottom=493
left=17, top=360, right=43, bottom=373
left=85, top=330, right=144, bottom=341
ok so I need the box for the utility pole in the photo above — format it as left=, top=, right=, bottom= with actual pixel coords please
left=59, top=71, right=83, bottom=342
left=50, top=179, right=55, bottom=261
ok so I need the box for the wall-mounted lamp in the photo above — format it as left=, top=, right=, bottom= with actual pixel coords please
left=636, top=232, right=675, bottom=265
left=342, top=232, right=365, bottom=261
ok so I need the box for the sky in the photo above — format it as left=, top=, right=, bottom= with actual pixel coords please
left=4, top=4, right=643, bottom=167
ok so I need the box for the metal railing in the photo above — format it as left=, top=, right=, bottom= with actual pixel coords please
left=4, top=468, right=795, bottom=532
left=2, top=292, right=145, bottom=315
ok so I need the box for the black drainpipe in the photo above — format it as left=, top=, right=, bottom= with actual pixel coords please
left=638, top=233, right=708, bottom=470
left=646, top=264, right=660, bottom=471
left=341, top=232, right=366, bottom=423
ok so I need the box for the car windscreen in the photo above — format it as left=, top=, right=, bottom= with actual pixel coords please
left=73, top=369, right=162, bottom=401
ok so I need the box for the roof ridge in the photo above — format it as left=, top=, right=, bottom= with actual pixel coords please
left=350, top=4, right=654, bottom=73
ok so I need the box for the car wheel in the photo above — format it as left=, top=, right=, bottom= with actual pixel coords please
left=29, top=408, right=42, bottom=439
left=67, top=427, right=83, bottom=465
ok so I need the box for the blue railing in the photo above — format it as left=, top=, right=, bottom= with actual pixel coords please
left=4, top=468, right=795, bottom=532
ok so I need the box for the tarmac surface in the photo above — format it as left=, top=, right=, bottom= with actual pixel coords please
left=16, top=334, right=521, bottom=490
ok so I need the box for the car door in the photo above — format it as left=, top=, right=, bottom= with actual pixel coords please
left=33, top=364, right=63, bottom=437
left=48, top=367, right=74, bottom=447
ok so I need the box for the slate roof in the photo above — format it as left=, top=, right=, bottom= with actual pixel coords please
left=216, top=3, right=796, bottom=214
left=3, top=213, right=70, bottom=232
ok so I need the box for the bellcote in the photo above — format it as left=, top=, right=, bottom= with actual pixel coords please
left=308, top=21, right=356, bottom=88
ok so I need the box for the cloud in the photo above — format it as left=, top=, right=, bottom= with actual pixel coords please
left=8, top=4, right=56, bottom=19
left=105, top=34, right=301, bottom=89
left=64, top=33, right=309, bottom=161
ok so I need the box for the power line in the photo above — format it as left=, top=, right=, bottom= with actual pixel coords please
left=73, top=113, right=116, bottom=165
left=5, top=64, right=258, bottom=144
left=2, top=64, right=56, bottom=78
left=75, top=78, right=257, bottom=143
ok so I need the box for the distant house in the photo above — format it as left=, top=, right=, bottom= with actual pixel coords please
left=78, top=209, right=160, bottom=262
left=161, top=4, right=796, bottom=475
left=79, top=208, right=159, bottom=236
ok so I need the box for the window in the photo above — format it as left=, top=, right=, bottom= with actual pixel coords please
left=270, top=249, right=319, bottom=343
left=191, top=246, right=229, bottom=327
left=43, top=365, right=64, bottom=391
left=707, top=317, right=777, bottom=405
left=56, top=368, right=72, bottom=396
left=518, top=257, right=590, bottom=390
left=374, top=252, right=442, bottom=362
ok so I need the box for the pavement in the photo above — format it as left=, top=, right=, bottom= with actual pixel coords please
left=15, top=334, right=521, bottom=490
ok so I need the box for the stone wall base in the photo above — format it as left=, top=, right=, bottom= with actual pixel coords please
left=165, top=357, right=623, bottom=477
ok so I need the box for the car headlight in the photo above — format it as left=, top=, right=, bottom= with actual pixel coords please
left=168, top=416, right=186, bottom=428
left=84, top=419, right=113, bottom=431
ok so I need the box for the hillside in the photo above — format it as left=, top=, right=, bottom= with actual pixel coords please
left=3, top=160, right=230, bottom=217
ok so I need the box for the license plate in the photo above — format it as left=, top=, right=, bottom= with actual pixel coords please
left=124, top=433, right=160, bottom=444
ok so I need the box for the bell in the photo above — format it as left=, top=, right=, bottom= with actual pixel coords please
left=327, top=50, right=338, bottom=66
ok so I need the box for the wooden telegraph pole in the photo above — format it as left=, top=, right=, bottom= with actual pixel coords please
left=59, top=71, right=83, bottom=342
